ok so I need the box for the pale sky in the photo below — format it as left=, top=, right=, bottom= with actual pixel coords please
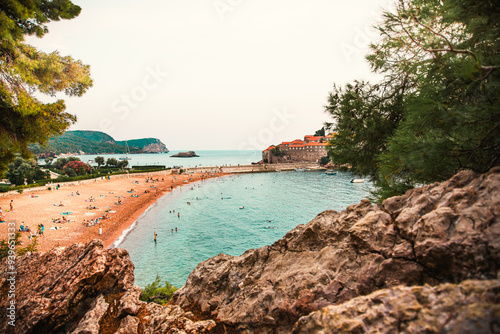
left=27, top=0, right=394, bottom=150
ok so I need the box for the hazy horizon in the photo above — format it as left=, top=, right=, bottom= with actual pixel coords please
left=27, top=0, right=394, bottom=151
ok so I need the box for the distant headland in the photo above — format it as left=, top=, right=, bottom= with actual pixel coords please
left=170, top=151, right=199, bottom=158
left=29, top=130, right=169, bottom=157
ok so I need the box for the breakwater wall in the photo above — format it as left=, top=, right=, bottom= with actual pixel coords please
left=182, top=162, right=321, bottom=174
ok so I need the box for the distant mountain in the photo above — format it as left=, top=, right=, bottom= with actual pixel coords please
left=69, top=130, right=115, bottom=143
left=29, top=131, right=169, bottom=156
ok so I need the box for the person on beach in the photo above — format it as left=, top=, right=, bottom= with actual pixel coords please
left=154, top=231, right=157, bottom=243
left=177, top=212, right=180, bottom=218
left=40, top=224, right=44, bottom=236
left=10, top=200, right=13, bottom=211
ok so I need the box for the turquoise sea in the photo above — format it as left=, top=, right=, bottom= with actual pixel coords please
left=114, top=170, right=372, bottom=288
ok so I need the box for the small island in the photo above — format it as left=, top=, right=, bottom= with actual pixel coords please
left=170, top=151, right=199, bottom=158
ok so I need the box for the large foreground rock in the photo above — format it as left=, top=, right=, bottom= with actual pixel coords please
left=0, top=168, right=498, bottom=333
left=293, top=279, right=500, bottom=333
left=0, top=240, right=215, bottom=334
left=172, top=167, right=500, bottom=332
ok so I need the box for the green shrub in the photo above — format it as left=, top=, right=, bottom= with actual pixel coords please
left=140, top=275, right=178, bottom=305
left=0, top=233, right=38, bottom=260
left=319, top=156, right=330, bottom=165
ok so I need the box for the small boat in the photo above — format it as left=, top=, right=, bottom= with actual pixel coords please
left=350, top=179, right=364, bottom=183
left=325, top=170, right=336, bottom=175
left=119, top=140, right=132, bottom=161
left=239, top=206, right=245, bottom=209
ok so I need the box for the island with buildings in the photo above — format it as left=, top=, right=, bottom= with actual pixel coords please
left=261, top=133, right=336, bottom=164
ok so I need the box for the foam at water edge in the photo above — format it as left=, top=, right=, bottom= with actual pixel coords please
left=108, top=200, right=157, bottom=249
left=108, top=183, right=194, bottom=249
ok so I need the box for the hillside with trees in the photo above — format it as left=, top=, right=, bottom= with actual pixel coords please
left=29, top=131, right=169, bottom=156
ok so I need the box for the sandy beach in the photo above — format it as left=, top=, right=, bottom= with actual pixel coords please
left=0, top=171, right=225, bottom=252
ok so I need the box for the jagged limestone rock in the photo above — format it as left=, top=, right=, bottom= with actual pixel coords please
left=0, top=168, right=498, bottom=333
left=292, top=279, right=500, bottom=334
left=172, top=168, right=500, bottom=332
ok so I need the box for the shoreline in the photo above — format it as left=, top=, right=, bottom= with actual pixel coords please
left=0, top=163, right=321, bottom=252
left=103, top=175, right=218, bottom=249
left=0, top=170, right=228, bottom=252
left=104, top=163, right=320, bottom=249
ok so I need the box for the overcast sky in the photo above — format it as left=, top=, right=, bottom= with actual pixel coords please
left=27, top=0, right=394, bottom=150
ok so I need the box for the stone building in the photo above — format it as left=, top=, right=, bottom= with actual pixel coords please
left=262, top=134, right=336, bottom=163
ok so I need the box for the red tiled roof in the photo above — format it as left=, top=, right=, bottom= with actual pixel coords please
left=288, top=144, right=306, bottom=148
left=263, top=145, right=275, bottom=152
left=281, top=142, right=291, bottom=145
left=291, top=139, right=305, bottom=144
left=305, top=142, right=327, bottom=146
left=305, top=136, right=323, bottom=141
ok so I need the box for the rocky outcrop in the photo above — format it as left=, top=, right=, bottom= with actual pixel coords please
left=172, top=167, right=500, bottom=332
left=292, top=279, right=500, bottom=333
left=141, top=142, right=169, bottom=153
left=0, top=240, right=215, bottom=334
left=0, top=168, right=498, bottom=333
left=170, top=151, right=199, bottom=158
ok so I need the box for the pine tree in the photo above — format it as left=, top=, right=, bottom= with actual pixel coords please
left=326, top=0, right=499, bottom=200
left=0, top=1, right=93, bottom=174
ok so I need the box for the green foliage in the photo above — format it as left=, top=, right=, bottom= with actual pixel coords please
left=319, top=156, right=330, bottom=165
left=326, top=81, right=405, bottom=179
left=314, top=127, right=326, bottom=136
left=116, top=138, right=163, bottom=149
left=270, top=146, right=284, bottom=157
left=62, top=160, right=89, bottom=176
left=94, top=156, right=105, bottom=168
left=52, top=157, right=81, bottom=170
left=5, top=157, right=49, bottom=185
left=326, top=0, right=500, bottom=200
left=0, top=233, right=38, bottom=260
left=106, top=158, right=118, bottom=167
left=0, top=1, right=92, bottom=175
left=140, top=275, right=178, bottom=305
left=68, top=130, right=115, bottom=143
left=29, top=131, right=140, bottom=155
left=117, top=160, right=129, bottom=169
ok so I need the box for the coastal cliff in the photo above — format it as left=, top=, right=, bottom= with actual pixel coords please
left=1, top=168, right=499, bottom=333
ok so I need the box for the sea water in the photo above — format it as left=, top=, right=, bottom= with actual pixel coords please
left=68, top=150, right=262, bottom=168
left=115, top=170, right=372, bottom=288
